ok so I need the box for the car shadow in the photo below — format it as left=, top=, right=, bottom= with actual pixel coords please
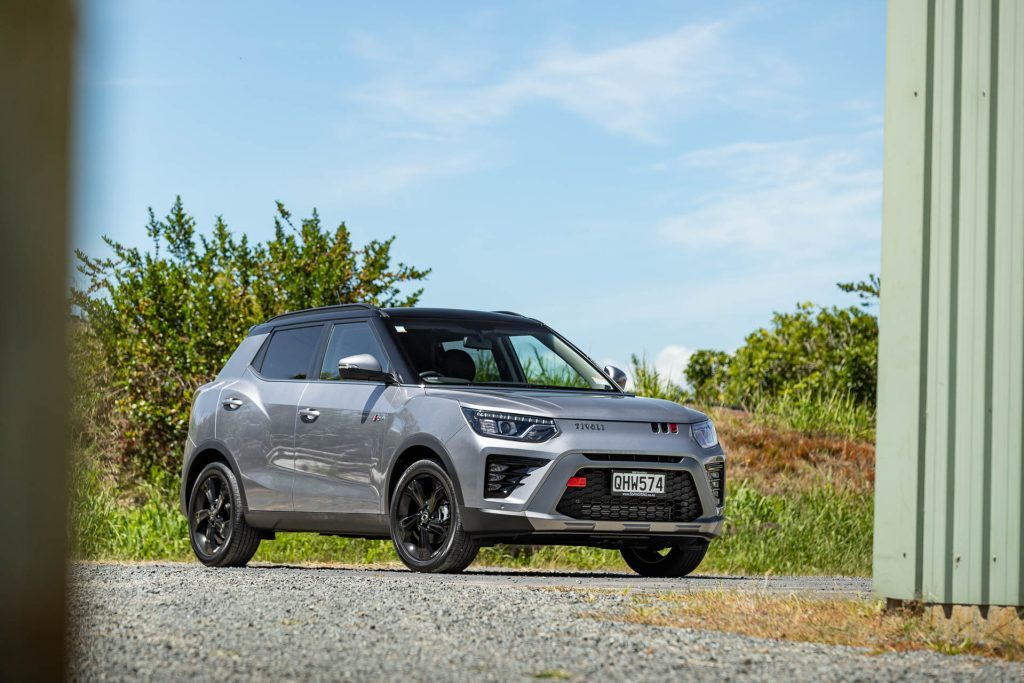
left=247, top=563, right=752, bottom=582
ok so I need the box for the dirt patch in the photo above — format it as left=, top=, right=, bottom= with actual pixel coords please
left=591, top=589, right=1023, bottom=662
left=711, top=408, right=875, bottom=495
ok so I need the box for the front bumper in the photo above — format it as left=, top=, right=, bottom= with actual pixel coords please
left=446, top=418, right=725, bottom=543
left=460, top=506, right=724, bottom=546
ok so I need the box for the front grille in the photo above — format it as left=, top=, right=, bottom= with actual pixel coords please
left=485, top=455, right=547, bottom=499
left=555, top=468, right=702, bottom=522
left=705, top=462, right=725, bottom=506
left=583, top=454, right=683, bottom=464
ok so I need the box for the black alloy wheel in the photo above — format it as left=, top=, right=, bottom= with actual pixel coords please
left=188, top=461, right=261, bottom=567
left=396, top=473, right=451, bottom=560
left=620, top=542, right=708, bottom=578
left=389, top=459, right=478, bottom=573
left=192, top=471, right=232, bottom=555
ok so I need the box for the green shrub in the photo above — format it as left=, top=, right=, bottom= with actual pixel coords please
left=686, top=349, right=731, bottom=406
left=71, top=197, right=429, bottom=478
left=725, top=302, right=878, bottom=408
left=684, top=277, right=879, bottom=421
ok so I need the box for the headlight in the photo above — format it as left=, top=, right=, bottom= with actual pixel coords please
left=461, top=408, right=560, bottom=442
left=690, top=419, right=718, bottom=449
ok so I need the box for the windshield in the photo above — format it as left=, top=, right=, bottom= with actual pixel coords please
left=388, top=319, right=616, bottom=391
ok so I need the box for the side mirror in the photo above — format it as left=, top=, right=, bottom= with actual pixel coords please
left=337, top=354, right=395, bottom=383
left=604, top=365, right=628, bottom=391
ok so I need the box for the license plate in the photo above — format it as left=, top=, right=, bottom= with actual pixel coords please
left=611, top=471, right=666, bottom=497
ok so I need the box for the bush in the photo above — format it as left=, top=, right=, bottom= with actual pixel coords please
left=686, top=349, right=731, bottom=406
left=71, top=197, right=430, bottom=478
left=685, top=279, right=879, bottom=411
left=725, top=302, right=878, bottom=408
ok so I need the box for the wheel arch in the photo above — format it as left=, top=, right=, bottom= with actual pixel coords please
left=180, top=439, right=249, bottom=516
left=384, top=435, right=465, bottom=511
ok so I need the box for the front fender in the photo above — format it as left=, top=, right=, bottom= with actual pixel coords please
left=383, top=433, right=465, bottom=509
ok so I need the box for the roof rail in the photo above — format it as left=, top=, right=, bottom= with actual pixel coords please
left=493, top=310, right=525, bottom=317
left=263, top=302, right=385, bottom=325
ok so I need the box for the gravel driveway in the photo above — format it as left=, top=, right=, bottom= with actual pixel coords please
left=69, top=563, right=1021, bottom=681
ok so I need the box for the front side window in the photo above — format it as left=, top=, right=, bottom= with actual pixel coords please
left=319, top=322, right=389, bottom=380
left=259, top=325, right=323, bottom=380
left=390, top=319, right=614, bottom=391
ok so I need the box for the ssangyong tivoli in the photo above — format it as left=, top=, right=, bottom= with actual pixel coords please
left=180, top=305, right=725, bottom=575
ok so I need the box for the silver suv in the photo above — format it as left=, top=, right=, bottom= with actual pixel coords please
left=180, top=305, right=725, bottom=575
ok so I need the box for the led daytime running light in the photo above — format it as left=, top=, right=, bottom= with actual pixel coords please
left=461, top=408, right=560, bottom=442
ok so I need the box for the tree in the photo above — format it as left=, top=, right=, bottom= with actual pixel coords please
left=72, top=197, right=430, bottom=476
left=837, top=273, right=880, bottom=308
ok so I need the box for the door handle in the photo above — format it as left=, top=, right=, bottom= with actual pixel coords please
left=298, top=408, right=321, bottom=423
left=222, top=397, right=243, bottom=411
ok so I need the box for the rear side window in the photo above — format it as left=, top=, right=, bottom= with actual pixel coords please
left=259, top=325, right=322, bottom=380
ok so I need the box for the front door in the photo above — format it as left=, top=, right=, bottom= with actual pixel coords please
left=292, top=321, right=396, bottom=515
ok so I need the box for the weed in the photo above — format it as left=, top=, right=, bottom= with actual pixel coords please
left=748, top=387, right=876, bottom=442
left=592, top=590, right=1023, bottom=662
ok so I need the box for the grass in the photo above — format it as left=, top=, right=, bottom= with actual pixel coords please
left=703, top=483, right=872, bottom=576
left=747, top=388, right=876, bottom=442
left=70, top=363, right=876, bottom=575
left=592, top=590, right=1024, bottom=662
left=630, top=354, right=685, bottom=402
left=71, top=460, right=872, bottom=575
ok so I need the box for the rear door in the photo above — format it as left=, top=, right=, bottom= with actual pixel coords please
left=292, top=320, right=398, bottom=515
left=217, top=323, right=323, bottom=512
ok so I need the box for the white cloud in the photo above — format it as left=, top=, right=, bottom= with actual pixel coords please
left=354, top=21, right=798, bottom=143
left=654, top=345, right=694, bottom=387
left=656, top=135, right=881, bottom=255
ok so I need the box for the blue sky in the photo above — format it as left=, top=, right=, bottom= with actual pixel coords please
left=74, top=1, right=886, bottom=384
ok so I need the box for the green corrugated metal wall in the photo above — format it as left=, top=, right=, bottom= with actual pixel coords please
left=875, top=0, right=1024, bottom=607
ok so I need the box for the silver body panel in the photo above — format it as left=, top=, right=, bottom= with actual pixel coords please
left=292, top=381, right=399, bottom=514
left=181, top=310, right=725, bottom=545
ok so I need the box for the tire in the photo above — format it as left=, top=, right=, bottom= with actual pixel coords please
left=187, top=461, right=261, bottom=567
left=620, top=542, right=708, bottom=578
left=389, top=459, right=478, bottom=573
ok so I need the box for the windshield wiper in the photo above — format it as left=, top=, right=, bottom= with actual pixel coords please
left=420, top=376, right=471, bottom=385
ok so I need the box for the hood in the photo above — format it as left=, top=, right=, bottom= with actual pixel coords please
left=423, top=387, right=708, bottom=424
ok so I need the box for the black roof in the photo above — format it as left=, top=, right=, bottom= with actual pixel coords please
left=248, top=304, right=540, bottom=335
left=384, top=307, right=537, bottom=322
